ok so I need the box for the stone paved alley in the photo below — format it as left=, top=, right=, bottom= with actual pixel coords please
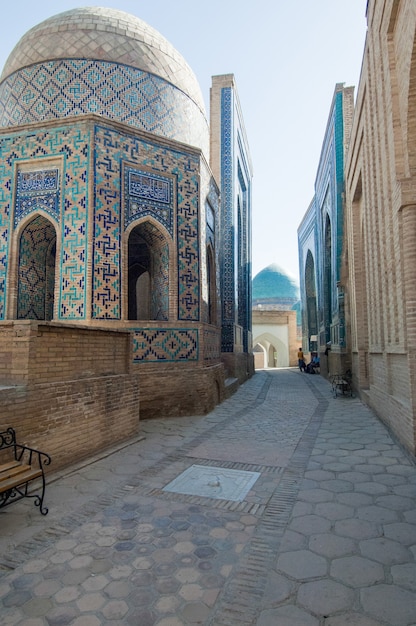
left=1, top=369, right=416, bottom=625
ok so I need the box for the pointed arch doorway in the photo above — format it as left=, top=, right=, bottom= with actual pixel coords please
left=17, top=214, right=57, bottom=320
left=128, top=221, right=170, bottom=321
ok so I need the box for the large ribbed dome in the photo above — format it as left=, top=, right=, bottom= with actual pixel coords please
left=1, top=7, right=205, bottom=113
left=0, top=7, right=209, bottom=153
left=253, top=264, right=300, bottom=302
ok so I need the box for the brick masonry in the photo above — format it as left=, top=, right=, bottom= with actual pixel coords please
left=0, top=321, right=140, bottom=471
left=344, top=0, right=416, bottom=455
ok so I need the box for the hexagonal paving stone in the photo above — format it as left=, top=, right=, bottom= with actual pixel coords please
left=297, top=489, right=334, bottom=503
left=361, top=584, right=416, bottom=625
left=334, top=518, right=379, bottom=540
left=376, top=495, right=415, bottom=511
left=54, top=586, right=81, bottom=603
left=314, top=502, right=354, bottom=521
left=194, top=546, right=217, bottom=559
left=101, top=599, right=129, bottom=620
left=391, top=563, right=416, bottom=591
left=297, top=579, right=354, bottom=615
left=289, top=514, right=331, bottom=536
left=82, top=574, right=109, bottom=592
left=383, top=522, right=416, bottom=545
left=175, top=568, right=201, bottom=584
left=76, top=592, right=106, bottom=612
left=277, top=550, right=327, bottom=580
left=330, top=555, right=384, bottom=587
left=154, top=594, right=181, bottom=613
left=359, top=537, right=412, bottom=565
left=180, top=601, right=211, bottom=623
left=22, top=597, right=54, bottom=618
left=104, top=580, right=133, bottom=598
left=309, top=533, right=355, bottom=558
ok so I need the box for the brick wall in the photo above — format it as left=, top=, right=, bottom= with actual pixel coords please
left=138, top=362, right=225, bottom=419
left=344, top=0, right=416, bottom=456
left=0, top=321, right=140, bottom=472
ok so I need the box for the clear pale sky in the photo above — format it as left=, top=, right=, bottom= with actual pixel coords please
left=0, top=1, right=368, bottom=283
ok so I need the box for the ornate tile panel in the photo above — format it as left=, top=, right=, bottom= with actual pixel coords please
left=132, top=328, right=198, bottom=362
left=0, top=125, right=89, bottom=320
left=94, top=124, right=200, bottom=321
left=220, top=87, right=235, bottom=351
left=15, top=168, right=60, bottom=226
left=124, top=165, right=174, bottom=236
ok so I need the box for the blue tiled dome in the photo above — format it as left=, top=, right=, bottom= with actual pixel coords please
left=252, top=264, right=299, bottom=303
left=0, top=7, right=209, bottom=153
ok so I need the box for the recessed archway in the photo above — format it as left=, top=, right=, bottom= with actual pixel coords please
left=305, top=249, right=318, bottom=351
left=17, top=214, right=56, bottom=320
left=128, top=221, right=170, bottom=321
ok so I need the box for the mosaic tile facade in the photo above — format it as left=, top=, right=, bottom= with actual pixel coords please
left=0, top=125, right=90, bottom=320
left=132, top=328, right=198, bottom=362
left=220, top=87, right=234, bottom=352
left=298, top=84, right=354, bottom=360
left=93, top=123, right=200, bottom=321
left=15, top=168, right=60, bottom=227
left=17, top=215, right=56, bottom=320
left=219, top=85, right=252, bottom=353
left=0, top=60, right=208, bottom=155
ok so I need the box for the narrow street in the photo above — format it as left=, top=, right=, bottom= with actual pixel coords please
left=1, top=369, right=416, bottom=625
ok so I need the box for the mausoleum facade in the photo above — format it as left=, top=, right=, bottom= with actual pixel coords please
left=0, top=7, right=253, bottom=468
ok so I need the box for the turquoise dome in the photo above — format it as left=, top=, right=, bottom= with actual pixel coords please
left=252, top=264, right=299, bottom=302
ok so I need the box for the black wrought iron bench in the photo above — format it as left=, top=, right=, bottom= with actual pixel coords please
left=0, top=428, right=51, bottom=515
left=331, top=370, right=354, bottom=398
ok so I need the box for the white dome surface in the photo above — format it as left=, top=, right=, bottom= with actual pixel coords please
left=0, top=6, right=206, bottom=114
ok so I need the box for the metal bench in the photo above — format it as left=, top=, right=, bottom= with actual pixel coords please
left=0, top=428, right=51, bottom=515
left=331, top=371, right=354, bottom=398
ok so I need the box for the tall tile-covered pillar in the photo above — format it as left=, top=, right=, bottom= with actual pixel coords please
left=210, top=74, right=253, bottom=379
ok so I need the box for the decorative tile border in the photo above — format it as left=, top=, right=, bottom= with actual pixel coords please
left=132, top=328, right=198, bottom=362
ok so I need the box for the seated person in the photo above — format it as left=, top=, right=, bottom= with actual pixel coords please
left=305, top=353, right=320, bottom=373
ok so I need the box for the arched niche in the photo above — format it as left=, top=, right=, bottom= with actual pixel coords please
left=323, top=213, right=332, bottom=343
left=305, top=249, right=318, bottom=351
left=128, top=220, right=170, bottom=321
left=17, top=214, right=57, bottom=320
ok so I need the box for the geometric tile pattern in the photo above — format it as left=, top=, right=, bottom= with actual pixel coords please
left=17, top=214, right=56, bottom=320
left=220, top=86, right=252, bottom=352
left=0, top=60, right=208, bottom=156
left=93, top=124, right=200, bottom=321
left=0, top=125, right=89, bottom=320
left=132, top=328, right=198, bottom=362
left=220, top=87, right=236, bottom=352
